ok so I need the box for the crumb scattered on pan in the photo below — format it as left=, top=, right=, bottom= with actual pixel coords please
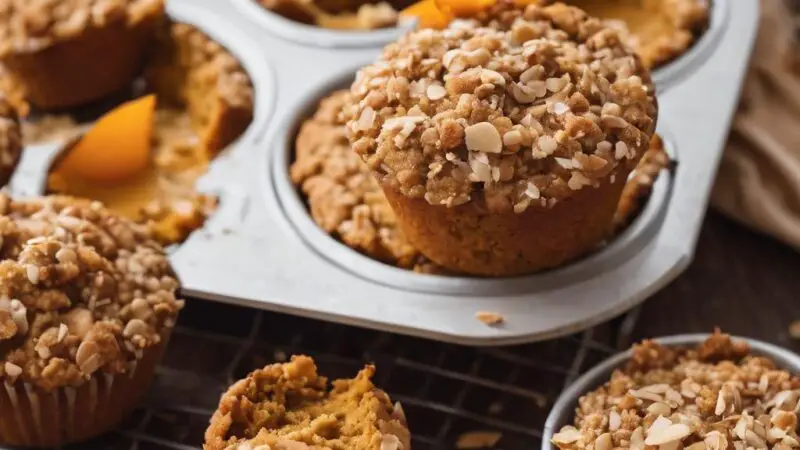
left=475, top=311, right=505, bottom=326
left=456, top=431, right=503, bottom=449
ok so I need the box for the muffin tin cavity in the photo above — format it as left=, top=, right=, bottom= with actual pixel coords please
left=10, top=1, right=274, bottom=248
left=230, top=0, right=416, bottom=47
left=271, top=71, right=676, bottom=294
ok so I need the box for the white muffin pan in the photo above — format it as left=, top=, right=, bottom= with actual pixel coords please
left=9, top=0, right=760, bottom=345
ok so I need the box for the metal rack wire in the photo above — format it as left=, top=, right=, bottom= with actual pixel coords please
left=54, top=299, right=638, bottom=450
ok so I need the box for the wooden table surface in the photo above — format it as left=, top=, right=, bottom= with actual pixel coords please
left=632, top=209, right=800, bottom=349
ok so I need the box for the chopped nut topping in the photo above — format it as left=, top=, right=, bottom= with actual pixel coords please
left=552, top=331, right=800, bottom=450
left=0, top=195, right=183, bottom=390
left=347, top=1, right=656, bottom=213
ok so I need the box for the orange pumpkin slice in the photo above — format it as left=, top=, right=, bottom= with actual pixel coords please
left=434, top=0, right=495, bottom=17
left=56, top=94, right=155, bottom=184
left=401, top=0, right=453, bottom=29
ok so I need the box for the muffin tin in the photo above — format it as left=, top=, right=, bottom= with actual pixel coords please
left=542, top=334, right=800, bottom=450
left=8, top=0, right=760, bottom=346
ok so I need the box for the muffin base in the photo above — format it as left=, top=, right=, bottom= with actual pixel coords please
left=382, top=169, right=630, bottom=277
left=0, top=334, right=170, bottom=447
left=1, top=15, right=162, bottom=110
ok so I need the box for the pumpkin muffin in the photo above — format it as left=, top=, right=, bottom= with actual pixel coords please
left=292, top=89, right=668, bottom=275
left=46, top=21, right=255, bottom=246
left=0, top=194, right=184, bottom=446
left=204, top=355, right=411, bottom=450
left=345, top=3, right=658, bottom=276
left=558, top=0, right=710, bottom=70
left=551, top=331, right=800, bottom=450
left=255, top=0, right=408, bottom=30
left=0, top=0, right=165, bottom=109
left=0, top=95, right=22, bottom=188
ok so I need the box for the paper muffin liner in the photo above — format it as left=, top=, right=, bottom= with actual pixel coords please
left=0, top=331, right=171, bottom=447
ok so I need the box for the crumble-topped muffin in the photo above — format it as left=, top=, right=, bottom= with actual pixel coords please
left=552, top=331, right=800, bottom=450
left=292, top=89, right=668, bottom=275
left=610, top=133, right=670, bottom=234
left=0, top=95, right=22, bottom=188
left=0, top=0, right=165, bottom=109
left=345, top=2, right=657, bottom=275
left=204, top=355, right=411, bottom=450
left=291, top=89, right=435, bottom=273
left=560, top=0, right=710, bottom=70
left=0, top=194, right=184, bottom=446
left=256, top=0, right=406, bottom=30
left=46, top=21, right=254, bottom=246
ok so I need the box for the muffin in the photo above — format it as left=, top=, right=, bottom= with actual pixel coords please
left=256, top=0, right=406, bottom=30
left=0, top=0, right=165, bottom=109
left=146, top=21, right=255, bottom=157
left=345, top=3, right=658, bottom=276
left=293, top=89, right=668, bottom=274
left=204, top=355, right=411, bottom=450
left=0, top=194, right=184, bottom=446
left=556, top=0, right=711, bottom=69
left=551, top=331, right=800, bottom=450
left=0, top=95, right=22, bottom=188
left=46, top=21, right=255, bottom=246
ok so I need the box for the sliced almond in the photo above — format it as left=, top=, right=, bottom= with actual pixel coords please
left=552, top=426, right=582, bottom=445
left=645, top=423, right=692, bottom=446
left=465, top=122, right=502, bottom=154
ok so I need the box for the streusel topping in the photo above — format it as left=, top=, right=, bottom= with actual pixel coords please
left=0, top=0, right=164, bottom=57
left=0, top=95, right=22, bottom=187
left=204, top=355, right=410, bottom=450
left=346, top=2, right=656, bottom=213
left=291, top=89, right=436, bottom=272
left=552, top=331, right=800, bottom=450
left=0, top=195, right=184, bottom=391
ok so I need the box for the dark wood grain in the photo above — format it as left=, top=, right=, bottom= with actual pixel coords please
left=632, top=209, right=800, bottom=350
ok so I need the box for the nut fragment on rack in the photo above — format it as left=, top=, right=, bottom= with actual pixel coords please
left=204, top=355, right=410, bottom=450
left=456, top=430, right=503, bottom=448
left=551, top=331, right=800, bottom=450
left=789, top=321, right=800, bottom=340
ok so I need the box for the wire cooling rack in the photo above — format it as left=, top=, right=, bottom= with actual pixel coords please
left=54, top=299, right=639, bottom=450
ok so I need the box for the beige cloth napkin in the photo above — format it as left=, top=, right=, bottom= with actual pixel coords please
left=711, top=0, right=800, bottom=248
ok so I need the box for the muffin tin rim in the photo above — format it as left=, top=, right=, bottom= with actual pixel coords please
left=268, top=66, right=677, bottom=294
left=542, top=333, right=800, bottom=450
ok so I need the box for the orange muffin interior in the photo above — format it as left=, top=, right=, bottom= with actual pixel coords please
left=44, top=21, right=254, bottom=245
